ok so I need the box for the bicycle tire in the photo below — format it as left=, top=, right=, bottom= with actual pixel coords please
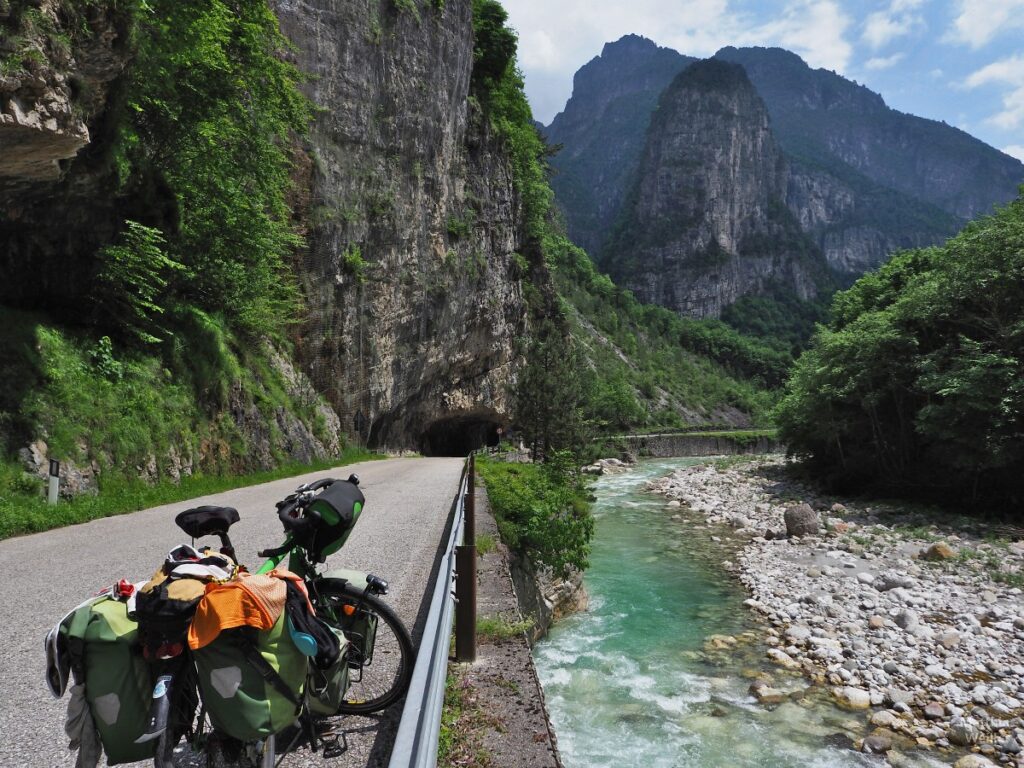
left=312, top=580, right=414, bottom=714
left=154, top=665, right=198, bottom=768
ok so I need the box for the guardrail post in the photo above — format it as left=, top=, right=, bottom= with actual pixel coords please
left=464, top=453, right=475, bottom=546
left=455, top=453, right=477, bottom=663
left=454, top=543, right=476, bottom=663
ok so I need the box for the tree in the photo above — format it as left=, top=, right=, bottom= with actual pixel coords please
left=514, top=315, right=590, bottom=461
left=777, top=191, right=1024, bottom=509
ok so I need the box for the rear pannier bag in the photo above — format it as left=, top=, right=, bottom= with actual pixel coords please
left=193, top=612, right=306, bottom=742
left=61, top=598, right=154, bottom=765
left=344, top=607, right=378, bottom=669
left=306, top=480, right=365, bottom=562
left=306, top=627, right=350, bottom=716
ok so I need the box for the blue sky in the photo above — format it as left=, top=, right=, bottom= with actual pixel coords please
left=501, top=0, right=1024, bottom=161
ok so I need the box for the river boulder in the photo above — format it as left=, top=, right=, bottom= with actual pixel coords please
left=784, top=504, right=820, bottom=537
left=832, top=686, right=872, bottom=709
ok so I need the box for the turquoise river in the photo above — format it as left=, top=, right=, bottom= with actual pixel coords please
left=533, top=459, right=946, bottom=768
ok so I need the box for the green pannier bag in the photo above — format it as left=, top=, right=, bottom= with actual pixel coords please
left=62, top=598, right=154, bottom=765
left=306, top=626, right=350, bottom=716
left=193, top=612, right=306, bottom=742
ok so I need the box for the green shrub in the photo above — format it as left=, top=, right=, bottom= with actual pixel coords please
left=341, top=245, right=368, bottom=284
left=92, top=221, right=183, bottom=344
left=477, top=454, right=592, bottom=576
left=112, top=0, right=312, bottom=337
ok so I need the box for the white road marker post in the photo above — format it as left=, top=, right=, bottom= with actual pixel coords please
left=47, top=459, right=60, bottom=505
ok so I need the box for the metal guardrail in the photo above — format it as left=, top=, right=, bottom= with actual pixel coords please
left=387, top=456, right=472, bottom=768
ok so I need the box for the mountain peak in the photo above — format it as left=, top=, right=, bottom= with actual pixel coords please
left=601, top=34, right=660, bottom=58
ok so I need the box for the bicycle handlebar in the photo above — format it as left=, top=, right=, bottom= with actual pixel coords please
left=272, top=474, right=360, bottom=540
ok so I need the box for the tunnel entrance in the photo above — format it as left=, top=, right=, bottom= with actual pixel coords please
left=421, top=415, right=503, bottom=457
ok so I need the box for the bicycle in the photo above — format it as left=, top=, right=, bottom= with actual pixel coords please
left=146, top=474, right=414, bottom=767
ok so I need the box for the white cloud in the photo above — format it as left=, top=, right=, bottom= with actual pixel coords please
left=865, top=53, right=906, bottom=71
left=946, top=0, right=1024, bottom=48
left=962, top=55, right=1024, bottom=130
left=1003, top=145, right=1024, bottom=162
left=735, top=0, right=854, bottom=73
left=862, top=0, right=925, bottom=49
left=507, top=0, right=733, bottom=76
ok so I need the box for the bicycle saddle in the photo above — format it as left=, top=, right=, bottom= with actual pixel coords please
left=174, top=506, right=240, bottom=539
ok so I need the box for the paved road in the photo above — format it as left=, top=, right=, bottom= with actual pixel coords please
left=0, top=457, right=464, bottom=768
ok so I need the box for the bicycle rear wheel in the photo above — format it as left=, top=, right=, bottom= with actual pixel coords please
left=312, top=580, right=414, bottom=714
left=154, top=664, right=198, bottom=768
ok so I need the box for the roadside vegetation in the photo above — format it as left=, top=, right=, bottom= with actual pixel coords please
left=438, top=668, right=497, bottom=768
left=0, top=304, right=372, bottom=539
left=0, top=446, right=377, bottom=541
left=476, top=454, right=593, bottom=577
left=778, top=191, right=1024, bottom=510
left=475, top=615, right=534, bottom=640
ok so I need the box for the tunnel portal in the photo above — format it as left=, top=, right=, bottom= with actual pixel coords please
left=421, top=414, right=504, bottom=457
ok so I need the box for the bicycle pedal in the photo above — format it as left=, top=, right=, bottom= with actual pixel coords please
left=323, top=736, right=347, bottom=758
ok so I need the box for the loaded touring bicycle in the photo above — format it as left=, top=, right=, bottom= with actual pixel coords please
left=46, top=475, right=414, bottom=767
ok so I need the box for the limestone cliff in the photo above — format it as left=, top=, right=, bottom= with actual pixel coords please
left=602, top=60, right=825, bottom=318
left=273, top=0, right=526, bottom=452
left=544, top=35, right=694, bottom=256
left=0, top=0, right=134, bottom=311
left=1, top=0, right=529, bottom=472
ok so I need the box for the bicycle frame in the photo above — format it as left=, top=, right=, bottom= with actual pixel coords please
left=252, top=535, right=371, bottom=592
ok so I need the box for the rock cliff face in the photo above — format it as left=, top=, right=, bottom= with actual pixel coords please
left=0, top=1, right=127, bottom=187
left=715, top=46, right=1023, bottom=222
left=784, top=160, right=955, bottom=275
left=549, top=38, right=1023, bottom=287
left=273, top=0, right=526, bottom=452
left=544, top=35, right=694, bottom=256
left=603, top=60, right=824, bottom=318
left=1, top=0, right=530, bottom=472
left=0, top=0, right=133, bottom=312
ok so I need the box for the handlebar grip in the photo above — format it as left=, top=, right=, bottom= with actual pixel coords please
left=277, top=499, right=302, bottom=527
left=258, top=543, right=292, bottom=559
left=306, top=478, right=337, bottom=492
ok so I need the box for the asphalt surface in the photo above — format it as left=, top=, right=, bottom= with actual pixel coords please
left=0, top=456, right=464, bottom=768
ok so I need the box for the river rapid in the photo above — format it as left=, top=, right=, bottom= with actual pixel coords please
left=533, top=459, right=945, bottom=768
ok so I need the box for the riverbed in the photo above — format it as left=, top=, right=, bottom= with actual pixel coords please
left=533, top=459, right=945, bottom=768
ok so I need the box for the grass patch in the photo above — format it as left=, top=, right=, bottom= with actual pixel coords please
left=0, top=446, right=380, bottom=540
left=439, top=667, right=495, bottom=768
left=476, top=615, right=534, bottom=640
left=992, top=570, right=1024, bottom=589
left=476, top=532, right=496, bottom=557
left=889, top=524, right=942, bottom=542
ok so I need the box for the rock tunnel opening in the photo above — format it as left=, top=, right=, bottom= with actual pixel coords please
left=421, top=415, right=503, bottom=457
